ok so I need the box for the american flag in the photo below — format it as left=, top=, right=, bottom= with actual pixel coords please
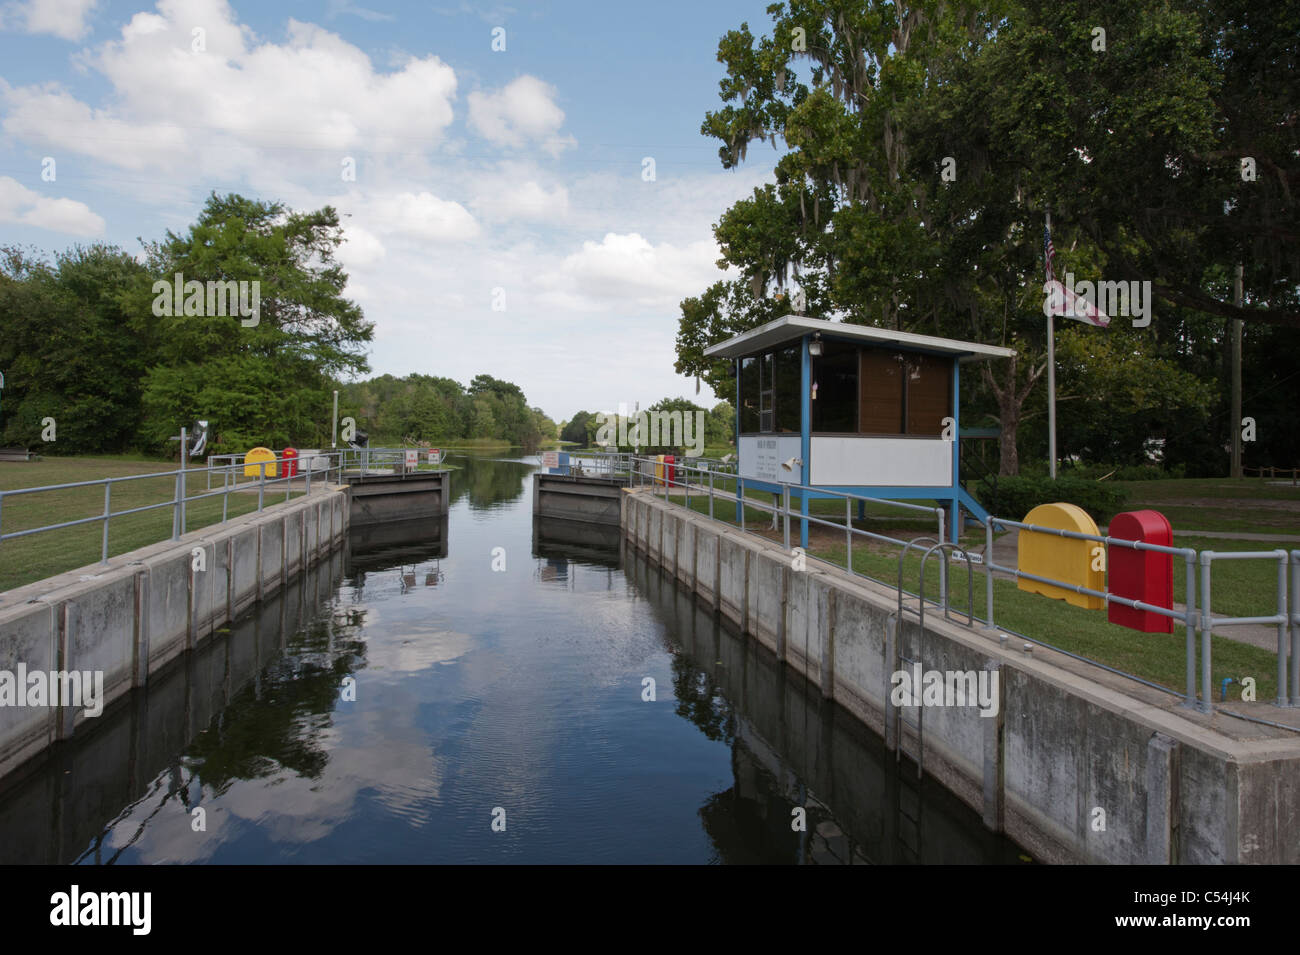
left=1044, top=223, right=1056, bottom=282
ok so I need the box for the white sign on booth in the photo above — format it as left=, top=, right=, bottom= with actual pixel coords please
left=738, top=435, right=803, bottom=483
left=541, top=451, right=559, bottom=469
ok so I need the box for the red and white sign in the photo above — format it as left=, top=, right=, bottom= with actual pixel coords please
left=428, top=448, right=441, bottom=464
left=404, top=449, right=419, bottom=469
left=541, top=451, right=559, bottom=469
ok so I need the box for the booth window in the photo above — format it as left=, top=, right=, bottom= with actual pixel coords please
left=812, top=341, right=858, bottom=432
left=739, top=356, right=759, bottom=434
left=738, top=346, right=803, bottom=434
left=740, top=340, right=951, bottom=437
left=774, top=346, right=801, bottom=431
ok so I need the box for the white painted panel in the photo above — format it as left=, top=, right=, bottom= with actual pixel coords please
left=739, top=434, right=803, bottom=482
left=810, top=436, right=952, bottom=487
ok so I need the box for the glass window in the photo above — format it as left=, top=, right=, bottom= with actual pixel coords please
left=775, top=346, right=802, bottom=432
left=739, top=357, right=759, bottom=434
left=812, top=341, right=857, bottom=432
left=759, top=352, right=775, bottom=432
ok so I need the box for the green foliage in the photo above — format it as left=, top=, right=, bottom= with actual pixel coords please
left=976, top=475, right=1129, bottom=525
left=0, top=194, right=374, bottom=457
left=0, top=245, right=151, bottom=453
left=337, top=372, right=555, bottom=452
left=128, top=194, right=372, bottom=454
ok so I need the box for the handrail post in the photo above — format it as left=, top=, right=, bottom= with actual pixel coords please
left=1290, top=551, right=1300, bottom=706
left=937, top=508, right=947, bottom=610
left=1277, top=552, right=1289, bottom=706
left=223, top=464, right=230, bottom=523
left=258, top=464, right=265, bottom=512
left=1183, top=551, right=1196, bottom=707
left=708, top=469, right=714, bottom=521
left=845, top=495, right=852, bottom=573
left=1200, top=552, right=1213, bottom=713
left=783, top=483, right=790, bottom=551
left=179, top=427, right=188, bottom=536
left=171, top=467, right=181, bottom=541
left=100, top=481, right=111, bottom=564
left=985, top=517, right=996, bottom=630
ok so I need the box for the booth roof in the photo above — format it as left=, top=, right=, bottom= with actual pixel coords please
left=702, top=315, right=1017, bottom=362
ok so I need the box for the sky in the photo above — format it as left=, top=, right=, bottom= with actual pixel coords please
left=0, top=0, right=782, bottom=424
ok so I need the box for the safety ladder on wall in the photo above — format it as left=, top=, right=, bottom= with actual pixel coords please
left=893, top=539, right=977, bottom=782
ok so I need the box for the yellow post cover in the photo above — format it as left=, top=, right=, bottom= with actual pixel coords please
left=655, top=454, right=665, bottom=485
left=243, top=446, right=277, bottom=478
left=1017, top=502, right=1104, bottom=610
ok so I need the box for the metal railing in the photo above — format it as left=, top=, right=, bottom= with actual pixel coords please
left=0, top=450, right=345, bottom=596
left=623, top=455, right=1300, bottom=718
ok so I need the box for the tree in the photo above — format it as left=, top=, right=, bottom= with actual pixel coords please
left=0, top=245, right=150, bottom=452
left=128, top=193, right=373, bottom=453
left=560, top=411, right=593, bottom=445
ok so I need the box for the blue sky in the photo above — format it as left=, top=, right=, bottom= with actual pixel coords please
left=0, top=0, right=781, bottom=422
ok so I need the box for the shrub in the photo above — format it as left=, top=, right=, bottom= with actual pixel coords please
left=975, top=475, right=1129, bottom=525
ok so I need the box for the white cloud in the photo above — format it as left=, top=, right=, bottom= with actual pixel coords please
left=0, top=175, right=104, bottom=235
left=469, top=169, right=568, bottom=222
left=337, top=223, right=385, bottom=268
left=363, top=190, right=479, bottom=242
left=2, top=0, right=459, bottom=176
left=539, top=232, right=723, bottom=311
left=467, top=75, right=575, bottom=156
left=3, top=0, right=98, bottom=41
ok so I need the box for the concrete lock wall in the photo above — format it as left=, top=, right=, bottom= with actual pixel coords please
left=0, top=487, right=348, bottom=781
left=621, top=488, right=1300, bottom=865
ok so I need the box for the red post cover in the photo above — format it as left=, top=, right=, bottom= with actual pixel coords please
left=1107, top=510, right=1174, bottom=634
left=282, top=447, right=299, bottom=478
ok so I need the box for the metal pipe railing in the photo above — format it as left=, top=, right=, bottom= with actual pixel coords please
left=631, top=456, right=1299, bottom=719
left=0, top=449, right=343, bottom=596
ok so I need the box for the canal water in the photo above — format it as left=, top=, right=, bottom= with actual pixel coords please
left=0, top=453, right=1028, bottom=864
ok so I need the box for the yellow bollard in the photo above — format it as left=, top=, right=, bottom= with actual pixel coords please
left=243, top=446, right=278, bottom=478
left=1017, top=502, right=1105, bottom=609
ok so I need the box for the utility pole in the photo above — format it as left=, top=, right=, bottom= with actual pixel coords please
left=1230, top=264, right=1243, bottom=478
left=332, top=390, right=339, bottom=449
left=1046, top=209, right=1057, bottom=479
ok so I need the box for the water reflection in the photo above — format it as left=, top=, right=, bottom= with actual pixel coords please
left=446, top=451, right=533, bottom=510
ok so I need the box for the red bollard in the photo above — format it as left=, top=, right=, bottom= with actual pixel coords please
left=1108, top=510, right=1174, bottom=633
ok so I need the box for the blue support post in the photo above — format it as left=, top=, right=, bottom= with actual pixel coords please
left=800, top=335, right=811, bottom=548
left=950, top=358, right=961, bottom=542
left=735, top=358, right=743, bottom=522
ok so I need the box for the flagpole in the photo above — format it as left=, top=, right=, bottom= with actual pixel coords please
left=1046, top=208, right=1057, bottom=479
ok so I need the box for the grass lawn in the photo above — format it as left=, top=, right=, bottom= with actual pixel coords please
left=1113, top=477, right=1300, bottom=536
left=0, top=456, right=306, bottom=592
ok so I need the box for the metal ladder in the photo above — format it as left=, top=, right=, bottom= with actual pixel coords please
left=893, top=539, right=977, bottom=780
